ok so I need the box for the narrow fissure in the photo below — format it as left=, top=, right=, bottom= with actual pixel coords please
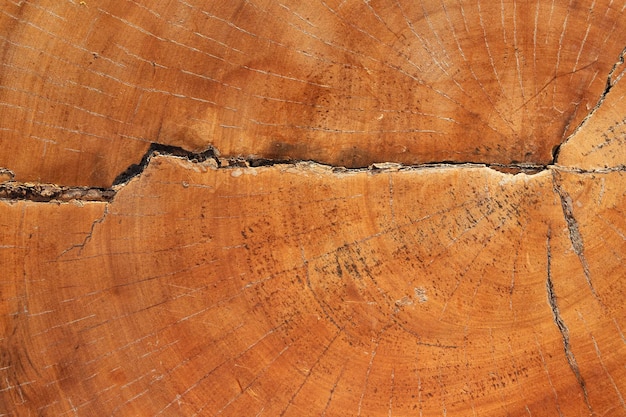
left=551, top=171, right=600, bottom=301
left=545, top=229, right=593, bottom=414
left=554, top=45, right=626, bottom=163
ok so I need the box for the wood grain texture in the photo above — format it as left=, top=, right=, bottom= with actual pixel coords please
left=2, top=1, right=626, bottom=186
left=558, top=56, right=626, bottom=170
left=1, top=157, right=626, bottom=416
left=1, top=1, right=626, bottom=416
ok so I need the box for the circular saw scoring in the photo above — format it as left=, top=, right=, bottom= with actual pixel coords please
left=1, top=1, right=626, bottom=186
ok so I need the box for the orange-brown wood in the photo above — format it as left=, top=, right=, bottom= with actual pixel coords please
left=2, top=1, right=626, bottom=186
left=1, top=1, right=626, bottom=416
left=1, top=157, right=625, bottom=415
left=558, top=58, right=626, bottom=170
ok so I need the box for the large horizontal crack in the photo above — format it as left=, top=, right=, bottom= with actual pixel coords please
left=113, top=144, right=552, bottom=185
left=3, top=45, right=626, bottom=203
left=2, top=142, right=626, bottom=203
left=0, top=143, right=548, bottom=203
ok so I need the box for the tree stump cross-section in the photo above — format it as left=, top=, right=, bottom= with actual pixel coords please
left=1, top=1, right=626, bottom=416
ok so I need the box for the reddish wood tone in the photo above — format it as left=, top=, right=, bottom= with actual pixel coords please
left=1, top=1, right=625, bottom=416
left=1, top=1, right=626, bottom=186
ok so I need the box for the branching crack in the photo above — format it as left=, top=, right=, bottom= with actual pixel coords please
left=1, top=42, right=624, bottom=202
left=545, top=229, right=593, bottom=414
left=551, top=171, right=600, bottom=301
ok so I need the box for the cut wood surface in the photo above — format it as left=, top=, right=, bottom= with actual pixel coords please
left=1, top=1, right=626, bottom=416
left=2, top=1, right=626, bottom=186
left=558, top=61, right=626, bottom=170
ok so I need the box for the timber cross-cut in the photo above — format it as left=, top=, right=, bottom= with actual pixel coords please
left=1, top=1, right=626, bottom=416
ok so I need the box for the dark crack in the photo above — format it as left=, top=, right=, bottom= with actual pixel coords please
left=555, top=45, right=626, bottom=163
left=606, top=44, right=626, bottom=88
left=113, top=143, right=218, bottom=186
left=5, top=42, right=626, bottom=206
left=3, top=142, right=626, bottom=203
left=545, top=229, right=593, bottom=414
left=1, top=143, right=552, bottom=202
left=551, top=171, right=600, bottom=302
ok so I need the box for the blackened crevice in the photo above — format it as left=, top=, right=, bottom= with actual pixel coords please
left=551, top=143, right=563, bottom=164
left=367, top=161, right=548, bottom=175
left=0, top=153, right=553, bottom=203
left=545, top=229, right=593, bottom=414
left=483, top=162, right=546, bottom=175
left=4, top=143, right=623, bottom=203
left=245, top=158, right=294, bottom=168
left=112, top=143, right=296, bottom=185
left=552, top=164, right=626, bottom=174
left=4, top=45, right=626, bottom=201
left=605, top=44, right=626, bottom=90
left=115, top=144, right=552, bottom=185
left=113, top=143, right=218, bottom=186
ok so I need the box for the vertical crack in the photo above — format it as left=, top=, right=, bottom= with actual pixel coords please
left=605, top=45, right=626, bottom=89
left=551, top=171, right=599, bottom=301
left=546, top=228, right=593, bottom=414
